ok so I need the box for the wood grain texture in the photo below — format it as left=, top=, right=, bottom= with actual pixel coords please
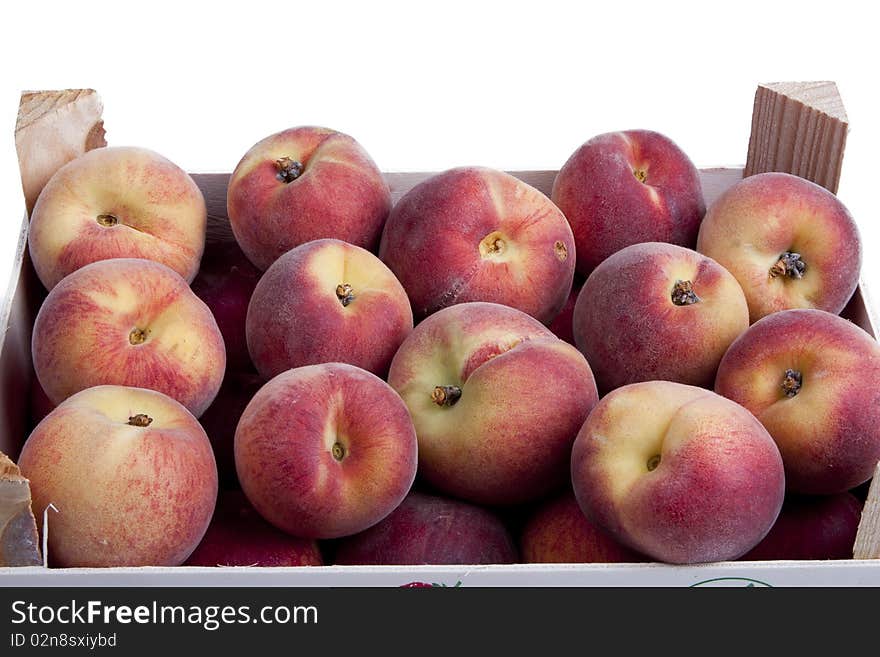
left=855, top=463, right=880, bottom=559
left=0, top=451, right=41, bottom=566
left=15, top=89, right=106, bottom=214
left=744, top=81, right=848, bottom=193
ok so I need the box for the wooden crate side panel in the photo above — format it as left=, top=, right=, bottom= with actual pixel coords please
left=0, top=219, right=37, bottom=459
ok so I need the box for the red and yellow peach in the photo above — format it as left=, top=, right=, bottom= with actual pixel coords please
left=388, top=302, right=598, bottom=505
left=227, top=126, right=391, bottom=271
left=573, top=242, right=749, bottom=392
left=234, top=363, right=417, bottom=539
left=697, top=172, right=861, bottom=322
left=379, top=167, right=575, bottom=323
left=571, top=381, right=785, bottom=564
left=18, top=385, right=218, bottom=567
left=715, top=308, right=880, bottom=494
left=28, top=146, right=207, bottom=290
left=551, top=130, right=705, bottom=275
left=246, top=238, right=412, bottom=379
left=32, top=258, right=226, bottom=417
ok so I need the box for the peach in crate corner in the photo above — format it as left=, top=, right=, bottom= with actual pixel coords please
left=17, top=385, right=218, bottom=568
left=28, top=146, right=208, bottom=290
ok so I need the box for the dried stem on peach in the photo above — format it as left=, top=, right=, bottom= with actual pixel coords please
left=671, top=280, right=700, bottom=306
left=128, top=328, right=150, bottom=345
left=782, top=369, right=803, bottom=398
left=274, top=157, right=304, bottom=183
left=432, top=385, right=462, bottom=407
left=127, top=414, right=153, bottom=427
left=769, top=252, right=807, bottom=279
left=331, top=442, right=347, bottom=461
left=335, top=283, right=355, bottom=307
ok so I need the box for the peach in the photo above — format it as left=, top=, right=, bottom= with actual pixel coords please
left=387, top=302, right=598, bottom=505
left=185, top=491, right=323, bottom=567
left=519, top=491, right=645, bottom=563
left=191, top=241, right=261, bottom=372
left=741, top=493, right=863, bottom=561
left=378, top=167, right=575, bottom=323
left=32, top=258, right=226, bottom=417
left=17, top=385, right=217, bottom=567
left=551, top=130, right=705, bottom=276
left=547, top=280, right=581, bottom=346
left=715, top=309, right=880, bottom=494
left=28, top=146, right=207, bottom=290
left=696, top=172, right=861, bottom=322
left=227, top=126, right=391, bottom=271
left=199, top=372, right=264, bottom=489
left=246, top=238, right=412, bottom=379
left=571, top=381, right=785, bottom=564
left=235, top=363, right=417, bottom=539
left=333, top=491, right=517, bottom=565
left=573, top=242, right=749, bottom=393
left=29, top=376, right=55, bottom=427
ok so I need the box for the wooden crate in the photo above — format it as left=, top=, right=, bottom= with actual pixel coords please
left=2, top=83, right=879, bottom=586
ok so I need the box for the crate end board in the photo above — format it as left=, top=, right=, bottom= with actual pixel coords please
left=15, top=89, right=106, bottom=216
left=745, top=81, right=848, bottom=193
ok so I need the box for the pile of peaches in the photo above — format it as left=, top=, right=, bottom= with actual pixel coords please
left=16, top=125, right=877, bottom=568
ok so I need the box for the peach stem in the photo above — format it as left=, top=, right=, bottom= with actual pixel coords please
left=96, top=213, right=118, bottom=227
left=432, top=385, right=462, bottom=407
left=331, top=442, right=346, bottom=461
left=129, top=328, right=150, bottom=345
left=336, top=283, right=355, bottom=307
left=275, top=157, right=304, bottom=183
left=127, top=414, right=153, bottom=427
left=770, top=252, right=807, bottom=279
left=671, top=280, right=699, bottom=306
left=782, top=369, right=803, bottom=398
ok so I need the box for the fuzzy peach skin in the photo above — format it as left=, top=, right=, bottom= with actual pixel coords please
left=227, top=126, right=392, bottom=271
left=235, top=363, right=417, bottom=539
left=740, top=492, right=863, bottom=561
left=571, top=381, right=785, bottom=564
left=378, top=167, right=575, bottom=323
left=696, top=172, right=861, bottom=322
left=573, top=242, right=749, bottom=393
left=387, top=302, right=598, bottom=505
left=185, top=491, right=323, bottom=567
left=715, top=309, right=880, bottom=494
left=28, top=146, right=207, bottom=290
left=32, top=258, right=226, bottom=417
left=191, top=240, right=261, bottom=373
left=547, top=280, right=581, bottom=345
left=17, top=385, right=218, bottom=567
left=199, top=371, right=264, bottom=489
left=520, top=491, right=645, bottom=563
left=246, top=238, right=412, bottom=379
left=333, top=491, right=517, bottom=565
left=551, top=130, right=705, bottom=276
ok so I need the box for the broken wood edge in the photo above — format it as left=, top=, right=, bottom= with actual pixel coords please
left=854, top=461, right=880, bottom=559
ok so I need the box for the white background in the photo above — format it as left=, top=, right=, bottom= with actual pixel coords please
left=1, top=0, right=878, bottom=303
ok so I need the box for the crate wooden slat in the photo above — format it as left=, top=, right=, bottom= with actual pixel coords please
left=744, top=81, right=848, bottom=193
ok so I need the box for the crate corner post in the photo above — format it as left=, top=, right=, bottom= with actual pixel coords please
left=745, top=81, right=848, bottom=193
